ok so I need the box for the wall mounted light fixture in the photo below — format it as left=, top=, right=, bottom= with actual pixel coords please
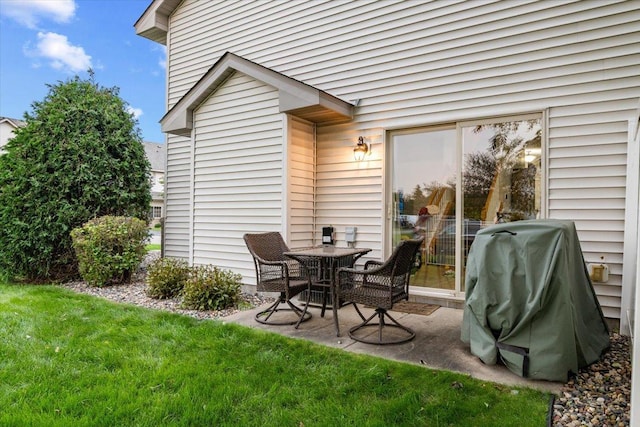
left=524, top=150, right=536, bottom=164
left=353, top=136, right=368, bottom=161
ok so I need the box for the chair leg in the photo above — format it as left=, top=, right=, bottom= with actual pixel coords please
left=320, top=287, right=328, bottom=318
left=255, top=294, right=312, bottom=326
left=352, top=302, right=367, bottom=321
left=348, top=307, right=415, bottom=345
left=293, top=288, right=312, bottom=329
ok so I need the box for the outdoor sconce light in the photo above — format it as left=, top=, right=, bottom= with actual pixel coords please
left=353, top=136, right=368, bottom=161
left=524, top=150, right=536, bottom=164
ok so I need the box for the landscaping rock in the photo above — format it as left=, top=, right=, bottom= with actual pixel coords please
left=551, top=332, right=630, bottom=427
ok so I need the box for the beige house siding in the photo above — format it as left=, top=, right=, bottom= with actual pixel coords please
left=287, top=117, right=315, bottom=249
left=547, top=101, right=638, bottom=319
left=192, top=71, right=284, bottom=283
left=315, top=128, right=384, bottom=255
left=151, top=0, right=640, bottom=321
left=163, top=134, right=192, bottom=260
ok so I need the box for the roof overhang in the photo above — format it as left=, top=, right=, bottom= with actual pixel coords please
left=134, top=0, right=181, bottom=44
left=0, top=117, right=25, bottom=128
left=161, top=52, right=354, bottom=136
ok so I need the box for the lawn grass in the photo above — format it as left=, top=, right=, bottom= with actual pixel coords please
left=145, top=243, right=161, bottom=251
left=0, top=284, right=550, bottom=426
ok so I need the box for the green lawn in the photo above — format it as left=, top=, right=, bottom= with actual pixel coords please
left=145, top=243, right=161, bottom=251
left=0, top=284, right=550, bottom=426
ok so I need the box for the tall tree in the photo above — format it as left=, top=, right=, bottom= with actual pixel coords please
left=0, top=73, right=151, bottom=281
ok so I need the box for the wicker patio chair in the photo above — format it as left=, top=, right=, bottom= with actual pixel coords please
left=337, top=237, right=424, bottom=344
left=243, top=232, right=312, bottom=328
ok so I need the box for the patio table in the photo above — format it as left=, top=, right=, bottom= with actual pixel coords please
left=284, top=246, right=371, bottom=336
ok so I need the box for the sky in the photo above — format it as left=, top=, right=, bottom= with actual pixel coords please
left=0, top=0, right=166, bottom=143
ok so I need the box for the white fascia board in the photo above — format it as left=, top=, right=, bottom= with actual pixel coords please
left=318, top=91, right=354, bottom=119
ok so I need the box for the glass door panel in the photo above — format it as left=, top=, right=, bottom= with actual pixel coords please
left=391, top=128, right=457, bottom=290
left=461, top=118, right=542, bottom=290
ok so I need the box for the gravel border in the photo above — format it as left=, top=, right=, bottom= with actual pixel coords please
left=60, top=251, right=273, bottom=321
left=61, top=279, right=271, bottom=320
left=551, top=332, right=631, bottom=426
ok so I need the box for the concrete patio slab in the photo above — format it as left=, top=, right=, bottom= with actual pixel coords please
left=224, top=302, right=563, bottom=394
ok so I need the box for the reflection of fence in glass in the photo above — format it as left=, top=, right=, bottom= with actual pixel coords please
left=426, top=217, right=487, bottom=266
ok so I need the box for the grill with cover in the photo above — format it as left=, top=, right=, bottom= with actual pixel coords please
left=461, top=220, right=610, bottom=382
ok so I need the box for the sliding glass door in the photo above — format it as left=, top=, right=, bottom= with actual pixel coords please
left=390, top=126, right=457, bottom=291
left=389, top=115, right=542, bottom=296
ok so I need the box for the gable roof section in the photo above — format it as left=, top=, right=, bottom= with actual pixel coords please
left=161, top=52, right=354, bottom=137
left=0, top=117, right=26, bottom=129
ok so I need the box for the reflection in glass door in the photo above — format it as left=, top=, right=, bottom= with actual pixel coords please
left=390, top=127, right=457, bottom=291
left=390, top=116, right=542, bottom=296
left=461, top=118, right=542, bottom=290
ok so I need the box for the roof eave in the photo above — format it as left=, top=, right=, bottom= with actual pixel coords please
left=161, top=52, right=354, bottom=136
left=134, top=0, right=181, bottom=45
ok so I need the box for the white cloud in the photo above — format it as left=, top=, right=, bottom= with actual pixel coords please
left=154, top=45, right=167, bottom=70
left=127, top=106, right=143, bottom=119
left=0, top=0, right=76, bottom=29
left=32, top=31, right=91, bottom=73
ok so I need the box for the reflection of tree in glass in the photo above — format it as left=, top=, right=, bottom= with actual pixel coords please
left=464, top=120, right=541, bottom=221
left=403, top=184, right=430, bottom=215
left=511, top=165, right=537, bottom=220
left=463, top=152, right=497, bottom=220
left=473, top=119, right=538, bottom=170
left=401, top=180, right=454, bottom=216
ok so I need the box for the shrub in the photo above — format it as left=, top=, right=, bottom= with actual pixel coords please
left=182, top=265, right=242, bottom=311
left=146, top=257, right=189, bottom=299
left=71, top=216, right=148, bottom=287
left=0, top=73, right=150, bottom=281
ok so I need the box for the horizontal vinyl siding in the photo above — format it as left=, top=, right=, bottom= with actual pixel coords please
left=166, top=0, right=640, bottom=317
left=548, top=101, right=636, bottom=319
left=192, top=72, right=283, bottom=284
left=163, top=134, right=191, bottom=260
left=315, top=131, right=384, bottom=258
left=287, top=118, right=315, bottom=248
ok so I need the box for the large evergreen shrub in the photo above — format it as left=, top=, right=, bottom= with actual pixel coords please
left=0, top=73, right=151, bottom=281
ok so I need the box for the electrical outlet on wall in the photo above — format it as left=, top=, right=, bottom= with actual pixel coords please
left=345, top=226, right=357, bottom=243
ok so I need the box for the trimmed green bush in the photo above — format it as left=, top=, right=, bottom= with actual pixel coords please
left=71, top=216, right=148, bottom=287
left=146, top=257, right=189, bottom=299
left=182, top=265, right=242, bottom=311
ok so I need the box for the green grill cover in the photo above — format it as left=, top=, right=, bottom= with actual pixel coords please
left=461, top=219, right=610, bottom=382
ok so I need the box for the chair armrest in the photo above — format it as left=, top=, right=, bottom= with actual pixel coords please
left=338, top=262, right=387, bottom=277
left=364, top=260, right=383, bottom=269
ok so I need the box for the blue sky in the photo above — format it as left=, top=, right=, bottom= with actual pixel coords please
left=0, top=0, right=166, bottom=143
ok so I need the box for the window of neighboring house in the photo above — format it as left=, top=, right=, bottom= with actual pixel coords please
left=151, top=206, right=162, bottom=218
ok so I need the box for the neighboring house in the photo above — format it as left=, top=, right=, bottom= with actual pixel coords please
left=0, top=116, right=25, bottom=152
left=143, top=141, right=165, bottom=226
left=135, top=1, right=640, bottom=327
